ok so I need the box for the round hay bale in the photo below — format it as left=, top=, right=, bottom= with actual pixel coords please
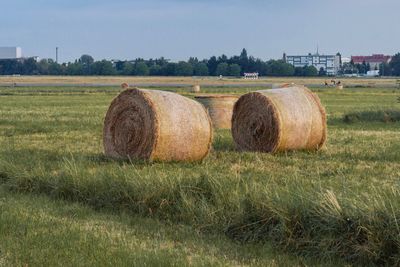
left=337, top=85, right=344, bottom=90
left=103, top=88, right=213, bottom=161
left=195, top=94, right=239, bottom=129
left=272, top=83, right=295, bottom=89
left=192, top=84, right=201, bottom=93
left=232, top=86, right=326, bottom=153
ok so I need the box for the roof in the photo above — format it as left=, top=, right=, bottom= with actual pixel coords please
left=351, top=54, right=391, bottom=64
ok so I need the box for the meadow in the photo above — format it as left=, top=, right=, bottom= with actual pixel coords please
left=0, top=82, right=400, bottom=266
left=0, top=75, right=399, bottom=88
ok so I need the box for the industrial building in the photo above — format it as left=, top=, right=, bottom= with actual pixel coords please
left=0, top=47, right=22, bottom=60
left=284, top=52, right=341, bottom=75
left=351, top=54, right=391, bottom=70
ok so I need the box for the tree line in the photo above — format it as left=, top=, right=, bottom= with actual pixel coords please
left=1, top=49, right=400, bottom=77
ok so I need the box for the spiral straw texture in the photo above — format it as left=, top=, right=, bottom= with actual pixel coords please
left=232, top=86, right=326, bottom=153
left=103, top=88, right=213, bottom=161
left=195, top=95, right=239, bottom=129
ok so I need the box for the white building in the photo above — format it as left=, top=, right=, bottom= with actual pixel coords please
left=0, top=47, right=22, bottom=60
left=284, top=53, right=341, bottom=75
left=244, top=72, right=259, bottom=79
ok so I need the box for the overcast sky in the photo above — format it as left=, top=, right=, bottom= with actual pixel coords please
left=1, top=0, right=399, bottom=62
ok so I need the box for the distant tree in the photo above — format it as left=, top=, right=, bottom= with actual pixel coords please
left=37, top=59, right=50, bottom=75
left=122, top=62, right=134, bottom=75
left=218, top=54, right=228, bottom=64
left=215, top=62, right=229, bottom=76
left=21, top=58, right=38, bottom=75
left=163, top=63, right=176, bottom=76
left=79, top=54, right=94, bottom=65
left=294, top=67, right=304, bottom=76
left=114, top=61, right=126, bottom=72
left=149, top=64, right=162, bottom=76
left=48, top=61, right=64, bottom=75
left=155, top=57, right=169, bottom=67
left=207, top=56, right=218, bottom=76
left=303, top=66, right=318, bottom=76
left=66, top=62, right=83, bottom=75
left=92, top=60, right=116, bottom=75
left=134, top=62, right=149, bottom=76
left=175, top=61, right=193, bottom=76
left=366, top=63, right=371, bottom=72
left=194, top=63, right=209, bottom=76
left=319, top=67, right=327, bottom=76
left=188, top=57, right=199, bottom=66
left=228, top=64, right=241, bottom=76
left=239, top=48, right=249, bottom=71
left=78, top=55, right=94, bottom=75
left=266, top=60, right=295, bottom=76
left=379, top=63, right=392, bottom=76
left=0, top=59, right=22, bottom=75
left=390, top=53, right=400, bottom=76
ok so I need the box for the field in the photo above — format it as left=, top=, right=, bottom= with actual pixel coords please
left=1, top=78, right=400, bottom=266
left=1, top=75, right=400, bottom=88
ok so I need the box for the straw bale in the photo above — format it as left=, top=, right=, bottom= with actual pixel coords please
left=195, top=94, right=239, bottom=129
left=231, top=86, right=326, bottom=152
left=103, top=88, right=212, bottom=161
left=192, top=85, right=201, bottom=93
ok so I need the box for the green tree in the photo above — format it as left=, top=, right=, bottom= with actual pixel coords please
left=193, top=63, right=209, bottom=76
left=92, top=60, right=116, bottom=75
left=149, top=64, right=162, bottom=76
left=390, top=53, right=400, bottom=76
left=294, top=67, right=304, bottom=76
left=122, top=62, right=134, bottom=75
left=228, top=64, right=241, bottom=76
left=319, top=67, right=327, bottom=76
left=22, top=58, right=38, bottom=75
left=79, top=55, right=94, bottom=65
left=215, top=63, right=229, bottom=76
left=266, top=60, right=294, bottom=76
left=239, top=48, right=249, bottom=72
left=207, top=56, right=218, bottom=76
left=78, top=54, right=94, bottom=75
left=175, top=61, right=193, bottom=76
left=37, top=59, right=50, bottom=75
left=163, top=63, right=176, bottom=76
left=48, top=61, right=64, bottom=75
left=303, top=66, right=318, bottom=76
left=134, top=62, right=149, bottom=76
left=66, top=62, right=83, bottom=75
left=379, top=63, right=392, bottom=76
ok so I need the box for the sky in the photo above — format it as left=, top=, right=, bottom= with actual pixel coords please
left=1, top=0, right=399, bottom=63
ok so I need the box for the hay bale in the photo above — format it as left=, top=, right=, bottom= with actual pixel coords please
left=103, top=88, right=213, bottom=161
left=121, top=83, right=129, bottom=89
left=337, top=85, right=344, bottom=90
left=192, top=84, right=201, bottom=93
left=232, top=86, right=326, bottom=153
left=272, top=83, right=294, bottom=89
left=195, top=95, right=239, bottom=129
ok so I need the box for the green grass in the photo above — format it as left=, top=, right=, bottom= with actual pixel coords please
left=2, top=185, right=322, bottom=266
left=1, top=86, right=400, bottom=266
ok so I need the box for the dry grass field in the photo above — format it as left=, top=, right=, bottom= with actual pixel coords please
left=0, top=75, right=399, bottom=88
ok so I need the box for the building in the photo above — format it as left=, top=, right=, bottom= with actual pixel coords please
left=244, top=72, right=259, bottom=79
left=284, top=52, right=341, bottom=75
left=351, top=54, right=391, bottom=70
left=0, top=47, right=22, bottom=60
left=366, top=70, right=380, bottom=77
